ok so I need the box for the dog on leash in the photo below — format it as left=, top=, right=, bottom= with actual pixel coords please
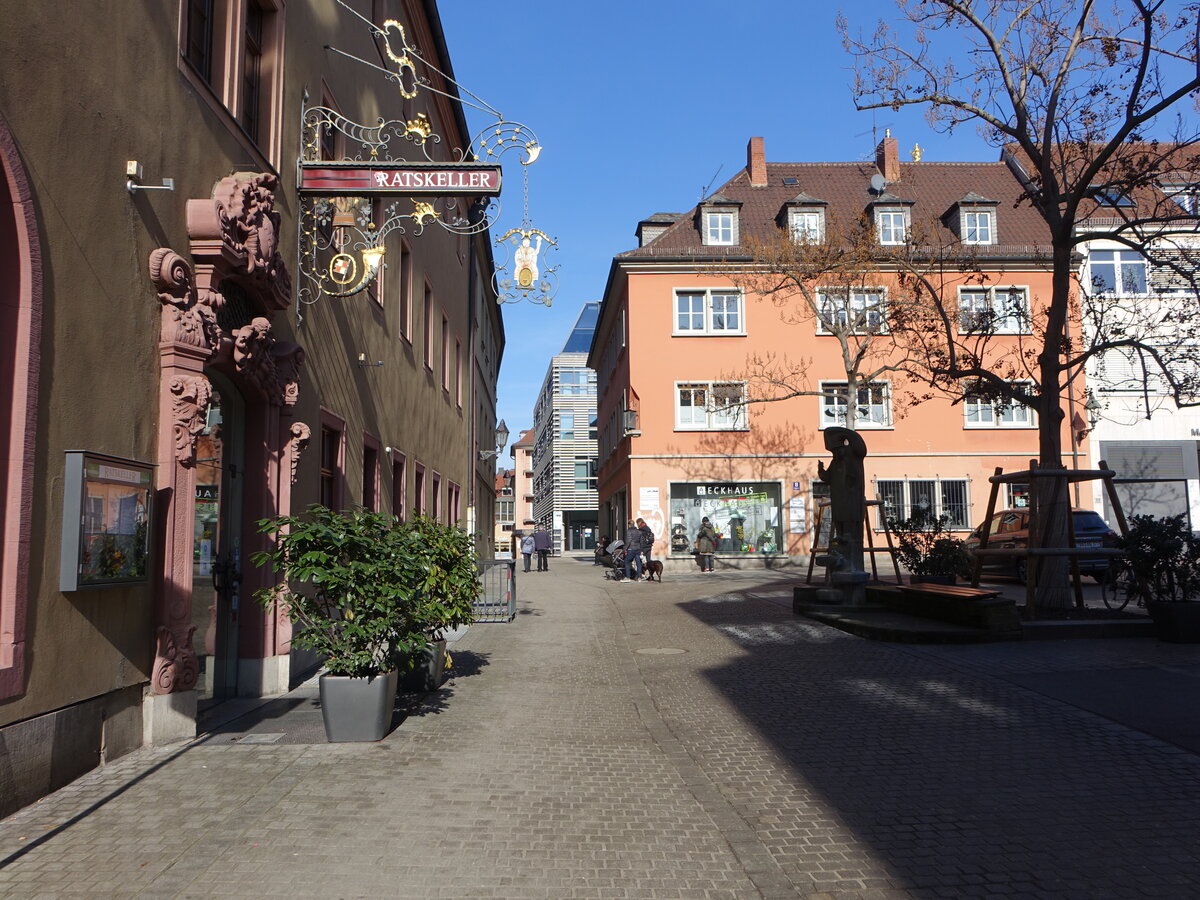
left=642, top=559, right=663, bottom=582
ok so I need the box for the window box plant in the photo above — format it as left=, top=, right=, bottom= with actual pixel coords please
left=888, top=507, right=971, bottom=585
left=1116, top=514, right=1200, bottom=643
left=252, top=506, right=480, bottom=740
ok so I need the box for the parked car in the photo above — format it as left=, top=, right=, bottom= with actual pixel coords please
left=964, top=508, right=1119, bottom=583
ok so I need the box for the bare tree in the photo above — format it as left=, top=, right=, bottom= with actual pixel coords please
left=841, top=0, right=1200, bottom=605
left=724, top=218, right=934, bottom=431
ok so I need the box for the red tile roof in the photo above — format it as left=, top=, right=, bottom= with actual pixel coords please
left=622, top=157, right=1054, bottom=260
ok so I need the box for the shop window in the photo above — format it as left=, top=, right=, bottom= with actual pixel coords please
left=668, top=482, right=783, bottom=554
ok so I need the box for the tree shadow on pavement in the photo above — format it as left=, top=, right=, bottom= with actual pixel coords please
left=676, top=584, right=1200, bottom=897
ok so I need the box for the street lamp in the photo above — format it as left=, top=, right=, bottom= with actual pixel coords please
left=479, top=419, right=510, bottom=460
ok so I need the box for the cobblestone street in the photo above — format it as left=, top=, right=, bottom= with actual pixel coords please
left=2, top=559, right=1198, bottom=899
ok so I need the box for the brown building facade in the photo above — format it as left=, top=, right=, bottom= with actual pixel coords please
left=0, top=0, right=504, bottom=814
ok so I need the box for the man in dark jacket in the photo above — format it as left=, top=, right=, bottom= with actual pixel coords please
left=532, top=526, right=552, bottom=571
left=622, top=519, right=645, bottom=581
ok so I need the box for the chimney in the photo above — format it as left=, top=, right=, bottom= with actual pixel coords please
left=748, top=136, right=767, bottom=187
left=875, top=131, right=900, bottom=182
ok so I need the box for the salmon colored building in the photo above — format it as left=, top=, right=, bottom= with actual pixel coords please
left=588, top=136, right=1083, bottom=570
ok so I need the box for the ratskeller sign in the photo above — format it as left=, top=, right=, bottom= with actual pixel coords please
left=299, top=162, right=502, bottom=196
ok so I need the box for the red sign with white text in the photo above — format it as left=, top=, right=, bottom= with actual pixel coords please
left=299, top=163, right=502, bottom=196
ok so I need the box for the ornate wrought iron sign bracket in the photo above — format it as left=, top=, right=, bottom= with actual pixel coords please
left=297, top=5, right=557, bottom=317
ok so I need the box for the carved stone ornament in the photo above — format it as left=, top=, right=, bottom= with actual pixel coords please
left=208, top=174, right=293, bottom=310
left=232, top=317, right=305, bottom=406
left=288, top=422, right=312, bottom=485
left=151, top=624, right=198, bottom=694
left=149, top=248, right=219, bottom=350
left=170, top=375, right=213, bottom=467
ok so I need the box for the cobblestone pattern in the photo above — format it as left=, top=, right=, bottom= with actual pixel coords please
left=0, top=563, right=1197, bottom=899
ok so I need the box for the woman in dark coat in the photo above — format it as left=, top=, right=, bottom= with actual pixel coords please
left=694, top=517, right=717, bottom=573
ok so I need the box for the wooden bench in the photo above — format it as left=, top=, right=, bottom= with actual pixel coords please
left=885, top=582, right=1020, bottom=635
left=896, top=583, right=1001, bottom=601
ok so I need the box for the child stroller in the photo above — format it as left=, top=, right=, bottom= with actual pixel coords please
left=602, top=545, right=632, bottom=580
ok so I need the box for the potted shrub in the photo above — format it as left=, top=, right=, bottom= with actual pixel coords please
left=252, top=505, right=477, bottom=741
left=1116, top=514, right=1200, bottom=642
left=393, top=514, right=480, bottom=691
left=888, top=507, right=971, bottom=585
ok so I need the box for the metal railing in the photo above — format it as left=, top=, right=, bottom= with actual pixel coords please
left=475, top=559, right=516, bottom=623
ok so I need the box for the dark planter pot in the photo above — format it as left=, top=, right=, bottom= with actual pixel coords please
left=1147, top=600, right=1200, bottom=643
left=401, top=638, right=448, bottom=692
left=909, top=574, right=956, bottom=586
left=318, top=670, right=398, bottom=742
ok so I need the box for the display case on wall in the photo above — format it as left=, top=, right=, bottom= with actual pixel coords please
left=59, top=452, right=154, bottom=591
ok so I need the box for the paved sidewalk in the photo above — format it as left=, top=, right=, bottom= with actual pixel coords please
left=1, top=559, right=1198, bottom=898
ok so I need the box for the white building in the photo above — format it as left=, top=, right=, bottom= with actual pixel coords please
left=531, top=304, right=601, bottom=553
left=1079, top=181, right=1200, bottom=526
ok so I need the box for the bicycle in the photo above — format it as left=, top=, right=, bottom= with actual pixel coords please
left=1100, top=559, right=1146, bottom=611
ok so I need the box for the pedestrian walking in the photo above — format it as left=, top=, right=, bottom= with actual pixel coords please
left=622, top=518, right=645, bottom=582
left=695, top=516, right=717, bottom=573
left=532, top=525, right=552, bottom=572
left=520, top=533, right=535, bottom=573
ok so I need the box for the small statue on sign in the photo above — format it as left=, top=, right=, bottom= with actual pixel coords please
left=513, top=234, right=543, bottom=288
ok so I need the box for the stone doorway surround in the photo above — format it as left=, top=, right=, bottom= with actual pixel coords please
left=145, top=174, right=307, bottom=743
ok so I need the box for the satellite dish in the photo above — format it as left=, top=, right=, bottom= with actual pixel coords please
left=869, top=173, right=887, bottom=194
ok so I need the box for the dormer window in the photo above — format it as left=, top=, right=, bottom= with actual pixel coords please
left=962, top=209, right=994, bottom=244
left=779, top=191, right=828, bottom=244
left=875, top=208, right=908, bottom=245
left=948, top=193, right=999, bottom=245
left=789, top=208, right=824, bottom=242
left=698, top=194, right=742, bottom=246
left=706, top=211, right=735, bottom=244
left=1092, top=186, right=1134, bottom=207
left=1162, top=182, right=1200, bottom=215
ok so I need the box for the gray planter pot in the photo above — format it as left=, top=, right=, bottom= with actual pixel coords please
left=401, top=639, right=448, bottom=692
left=318, top=670, right=398, bottom=742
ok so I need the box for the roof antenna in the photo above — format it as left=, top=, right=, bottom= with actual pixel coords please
left=699, top=165, right=724, bottom=202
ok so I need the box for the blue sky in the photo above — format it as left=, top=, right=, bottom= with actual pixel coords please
left=438, top=1, right=1000, bottom=457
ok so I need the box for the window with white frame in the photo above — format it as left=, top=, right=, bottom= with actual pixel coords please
left=674, top=290, right=744, bottom=335
left=875, top=208, right=908, bottom=244
left=1088, top=249, right=1148, bottom=296
left=1163, top=184, right=1199, bottom=215
left=876, top=478, right=970, bottom=529
left=961, top=209, right=995, bottom=244
left=789, top=208, right=824, bottom=242
left=957, top=287, right=1031, bottom=334
left=963, top=380, right=1036, bottom=428
left=816, top=289, right=888, bottom=334
left=704, top=211, right=735, bottom=245
left=820, top=381, right=892, bottom=428
left=675, top=381, right=747, bottom=430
